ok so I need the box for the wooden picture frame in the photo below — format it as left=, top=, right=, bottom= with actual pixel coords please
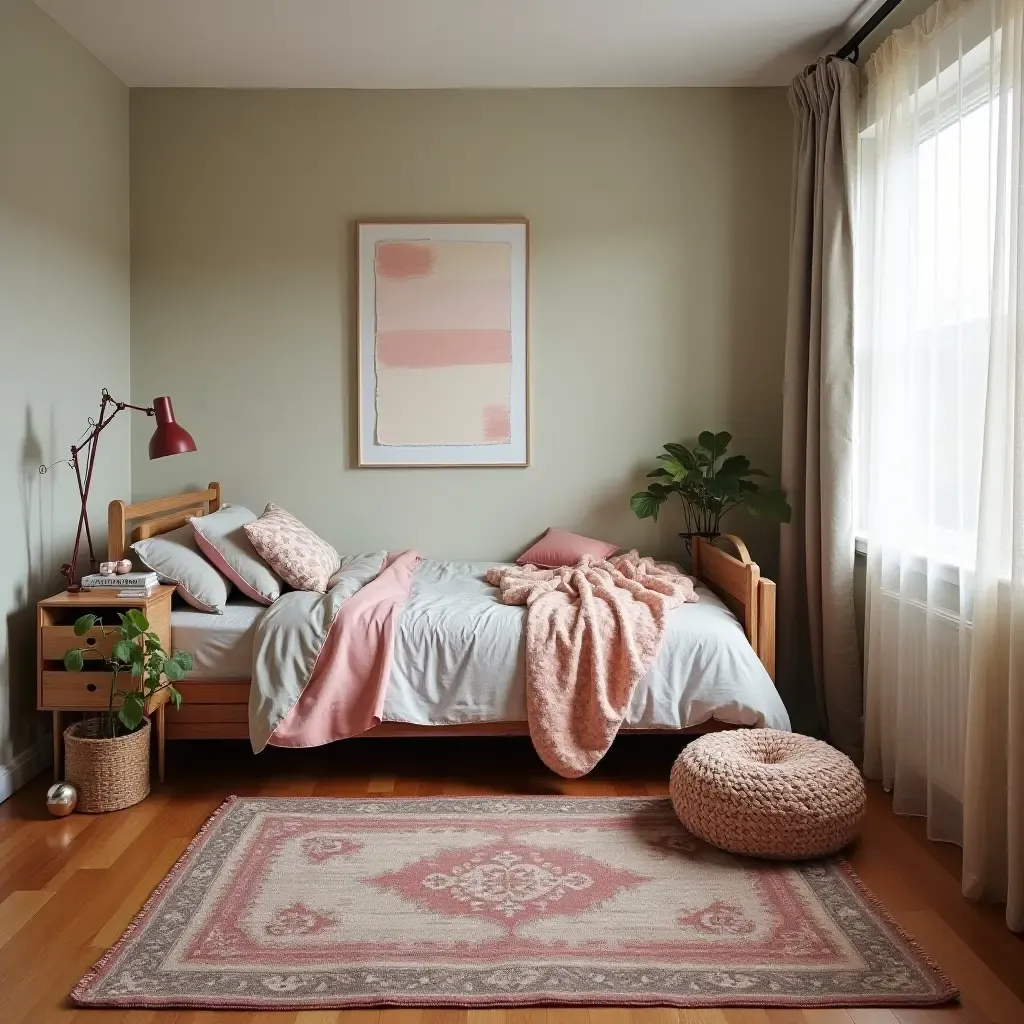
left=356, top=218, right=530, bottom=467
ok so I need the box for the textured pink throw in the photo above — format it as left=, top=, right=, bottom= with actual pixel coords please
left=270, top=551, right=420, bottom=746
left=487, top=551, right=698, bottom=777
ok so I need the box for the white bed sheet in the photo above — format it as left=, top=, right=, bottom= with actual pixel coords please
left=171, top=600, right=265, bottom=680
left=382, top=559, right=791, bottom=731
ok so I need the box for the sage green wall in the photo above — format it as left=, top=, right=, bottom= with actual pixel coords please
left=130, top=88, right=791, bottom=570
left=0, top=0, right=130, bottom=791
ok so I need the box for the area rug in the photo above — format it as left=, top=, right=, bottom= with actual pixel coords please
left=72, top=796, right=956, bottom=1010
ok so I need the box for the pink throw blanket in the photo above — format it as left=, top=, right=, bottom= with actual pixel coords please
left=486, top=551, right=698, bottom=777
left=269, top=551, right=420, bottom=747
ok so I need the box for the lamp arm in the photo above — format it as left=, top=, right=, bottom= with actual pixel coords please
left=70, top=439, right=95, bottom=571
left=60, top=390, right=154, bottom=590
left=69, top=391, right=154, bottom=456
left=109, top=397, right=155, bottom=416
left=64, top=393, right=116, bottom=588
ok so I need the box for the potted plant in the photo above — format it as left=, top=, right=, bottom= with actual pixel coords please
left=62, top=609, right=191, bottom=812
left=630, top=431, right=792, bottom=550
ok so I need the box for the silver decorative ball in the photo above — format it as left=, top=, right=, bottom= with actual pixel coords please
left=47, top=781, right=78, bottom=817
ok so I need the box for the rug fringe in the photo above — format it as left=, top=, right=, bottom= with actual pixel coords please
left=837, top=857, right=959, bottom=1001
left=70, top=794, right=239, bottom=1006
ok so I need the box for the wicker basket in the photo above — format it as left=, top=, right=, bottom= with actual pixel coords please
left=64, top=717, right=151, bottom=813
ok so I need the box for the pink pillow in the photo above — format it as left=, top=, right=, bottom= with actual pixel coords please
left=516, top=528, right=619, bottom=568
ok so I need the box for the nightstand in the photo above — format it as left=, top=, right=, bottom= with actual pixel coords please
left=37, top=585, right=176, bottom=783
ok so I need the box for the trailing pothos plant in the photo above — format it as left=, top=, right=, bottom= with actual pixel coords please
left=630, top=431, right=792, bottom=543
left=64, top=609, right=191, bottom=739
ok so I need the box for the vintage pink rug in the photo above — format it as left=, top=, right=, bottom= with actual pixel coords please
left=72, top=796, right=956, bottom=1010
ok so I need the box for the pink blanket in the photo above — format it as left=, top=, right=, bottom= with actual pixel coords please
left=487, top=551, right=698, bottom=777
left=269, top=551, right=420, bottom=747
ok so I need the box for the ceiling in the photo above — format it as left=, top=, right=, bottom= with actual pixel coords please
left=33, top=0, right=872, bottom=89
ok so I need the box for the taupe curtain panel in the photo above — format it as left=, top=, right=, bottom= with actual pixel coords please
left=778, top=57, right=863, bottom=761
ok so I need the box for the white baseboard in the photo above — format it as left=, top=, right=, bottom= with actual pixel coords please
left=0, top=740, right=53, bottom=804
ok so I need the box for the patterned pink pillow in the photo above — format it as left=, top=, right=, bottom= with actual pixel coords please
left=516, top=528, right=619, bottom=567
left=242, top=503, right=341, bottom=593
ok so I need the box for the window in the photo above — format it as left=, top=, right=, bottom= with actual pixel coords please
left=854, top=30, right=1003, bottom=571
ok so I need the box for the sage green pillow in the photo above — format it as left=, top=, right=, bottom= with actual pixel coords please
left=132, top=526, right=232, bottom=613
left=191, top=504, right=282, bottom=605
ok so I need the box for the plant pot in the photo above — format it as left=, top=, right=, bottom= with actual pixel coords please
left=64, top=717, right=151, bottom=813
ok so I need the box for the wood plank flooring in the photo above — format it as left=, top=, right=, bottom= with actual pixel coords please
left=0, top=735, right=1021, bottom=1024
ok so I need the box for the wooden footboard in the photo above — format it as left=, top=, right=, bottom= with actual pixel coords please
left=108, top=487, right=778, bottom=743
left=691, top=534, right=776, bottom=680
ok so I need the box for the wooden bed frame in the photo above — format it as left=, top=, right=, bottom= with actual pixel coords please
left=109, top=483, right=777, bottom=743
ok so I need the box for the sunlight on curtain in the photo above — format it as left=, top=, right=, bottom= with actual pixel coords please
left=858, top=0, right=1023, bottom=930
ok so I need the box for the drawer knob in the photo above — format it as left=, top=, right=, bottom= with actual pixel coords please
left=86, top=636, right=97, bottom=646
left=86, top=683, right=97, bottom=692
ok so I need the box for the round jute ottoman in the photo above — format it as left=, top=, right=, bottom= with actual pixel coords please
left=670, top=729, right=866, bottom=859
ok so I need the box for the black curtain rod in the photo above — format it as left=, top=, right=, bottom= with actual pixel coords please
left=834, top=0, right=907, bottom=61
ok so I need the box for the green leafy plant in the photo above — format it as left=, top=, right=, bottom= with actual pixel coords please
left=63, top=609, right=191, bottom=738
left=630, top=430, right=792, bottom=540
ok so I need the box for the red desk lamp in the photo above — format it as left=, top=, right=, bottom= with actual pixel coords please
left=44, top=389, right=197, bottom=591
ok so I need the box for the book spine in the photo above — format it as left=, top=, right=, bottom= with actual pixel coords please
left=83, top=577, right=158, bottom=588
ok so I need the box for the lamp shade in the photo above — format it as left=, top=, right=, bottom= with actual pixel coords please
left=148, top=396, right=197, bottom=459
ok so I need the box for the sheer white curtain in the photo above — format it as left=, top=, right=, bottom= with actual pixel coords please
left=858, top=0, right=1024, bottom=930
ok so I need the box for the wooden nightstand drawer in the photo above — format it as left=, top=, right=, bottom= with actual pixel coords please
left=40, top=671, right=172, bottom=712
left=40, top=625, right=120, bottom=662
left=41, top=670, right=118, bottom=708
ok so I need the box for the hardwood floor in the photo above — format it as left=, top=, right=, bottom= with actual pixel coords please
left=0, top=736, right=1020, bottom=1024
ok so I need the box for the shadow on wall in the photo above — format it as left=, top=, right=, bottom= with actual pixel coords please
left=540, top=464, right=665, bottom=566
left=581, top=463, right=698, bottom=572
left=3, top=407, right=61, bottom=766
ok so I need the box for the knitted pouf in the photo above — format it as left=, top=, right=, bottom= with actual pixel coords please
left=670, top=729, right=866, bottom=859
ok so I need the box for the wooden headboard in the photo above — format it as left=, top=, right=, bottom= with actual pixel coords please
left=692, top=534, right=776, bottom=681
left=107, top=482, right=222, bottom=562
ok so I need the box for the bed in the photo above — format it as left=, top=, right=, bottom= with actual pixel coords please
left=107, top=484, right=788, bottom=757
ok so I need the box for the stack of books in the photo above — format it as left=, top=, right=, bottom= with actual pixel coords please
left=80, top=571, right=161, bottom=598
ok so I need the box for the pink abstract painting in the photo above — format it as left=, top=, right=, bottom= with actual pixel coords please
left=374, top=240, right=512, bottom=446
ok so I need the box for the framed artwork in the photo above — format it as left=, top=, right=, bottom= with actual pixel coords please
left=356, top=219, right=529, bottom=467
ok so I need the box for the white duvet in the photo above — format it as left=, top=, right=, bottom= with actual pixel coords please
left=382, top=559, right=791, bottom=731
